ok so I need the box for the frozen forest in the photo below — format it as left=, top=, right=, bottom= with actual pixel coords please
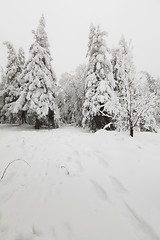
left=0, top=16, right=159, bottom=136
left=1, top=11, right=160, bottom=240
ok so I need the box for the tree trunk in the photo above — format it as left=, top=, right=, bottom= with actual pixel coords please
left=35, top=118, right=41, bottom=129
left=48, top=109, right=55, bottom=128
left=21, top=111, right=26, bottom=124
left=90, top=118, right=96, bottom=132
left=130, top=126, right=134, bottom=137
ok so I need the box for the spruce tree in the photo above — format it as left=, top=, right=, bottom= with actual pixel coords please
left=14, top=15, right=59, bottom=129
left=18, top=47, right=25, bottom=72
left=0, top=42, right=20, bottom=123
left=82, top=25, right=117, bottom=131
left=0, top=68, right=6, bottom=117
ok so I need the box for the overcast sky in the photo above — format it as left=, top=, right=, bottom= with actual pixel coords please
left=0, top=0, right=160, bottom=79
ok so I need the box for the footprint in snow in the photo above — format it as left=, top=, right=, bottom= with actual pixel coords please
left=1, top=171, right=16, bottom=185
left=0, top=213, right=8, bottom=233
left=14, top=233, right=33, bottom=240
left=90, top=179, right=109, bottom=201
left=95, top=151, right=110, bottom=168
left=32, top=224, right=42, bottom=237
left=50, top=226, right=58, bottom=239
left=136, top=145, right=142, bottom=149
left=98, top=157, right=109, bottom=168
left=64, top=222, right=73, bottom=240
left=0, top=187, right=18, bottom=203
left=109, top=176, right=128, bottom=194
left=74, top=159, right=84, bottom=172
left=124, top=202, right=160, bottom=240
left=0, top=224, right=8, bottom=233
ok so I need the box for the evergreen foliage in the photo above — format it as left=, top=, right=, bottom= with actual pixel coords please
left=82, top=25, right=118, bottom=131
left=18, top=47, right=25, bottom=72
left=0, top=19, right=159, bottom=135
left=0, top=42, right=20, bottom=123
left=13, top=15, right=59, bottom=128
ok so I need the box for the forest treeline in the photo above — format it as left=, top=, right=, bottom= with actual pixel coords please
left=0, top=16, right=159, bottom=137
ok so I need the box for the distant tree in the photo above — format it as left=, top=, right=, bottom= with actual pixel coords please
left=58, top=72, right=74, bottom=124
left=139, top=71, right=157, bottom=94
left=82, top=25, right=118, bottom=131
left=74, top=64, right=86, bottom=125
left=13, top=15, right=59, bottom=129
left=137, top=71, right=158, bottom=131
left=58, top=64, right=86, bottom=126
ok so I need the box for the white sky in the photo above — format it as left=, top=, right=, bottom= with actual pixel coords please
left=0, top=0, right=160, bottom=79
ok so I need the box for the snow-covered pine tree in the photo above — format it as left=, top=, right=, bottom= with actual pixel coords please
left=14, top=15, right=59, bottom=129
left=3, top=42, right=19, bottom=82
left=18, top=47, right=25, bottom=72
left=0, top=42, right=20, bottom=123
left=112, top=36, right=157, bottom=136
left=9, top=47, right=26, bottom=124
left=0, top=68, right=6, bottom=116
left=86, top=24, right=96, bottom=57
left=0, top=67, right=6, bottom=93
left=82, top=25, right=118, bottom=131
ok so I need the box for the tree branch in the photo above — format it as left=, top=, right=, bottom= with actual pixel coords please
left=0, top=159, right=31, bottom=181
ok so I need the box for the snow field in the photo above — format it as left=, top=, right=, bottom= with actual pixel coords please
left=0, top=125, right=160, bottom=240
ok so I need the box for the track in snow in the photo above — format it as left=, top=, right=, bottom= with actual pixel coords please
left=0, top=124, right=160, bottom=240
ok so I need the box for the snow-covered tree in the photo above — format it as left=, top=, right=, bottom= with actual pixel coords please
left=0, top=42, right=21, bottom=123
left=0, top=68, right=6, bottom=115
left=82, top=25, right=118, bottom=131
left=3, top=42, right=19, bottom=82
left=18, top=47, right=25, bottom=72
left=112, top=36, right=157, bottom=136
left=86, top=24, right=96, bottom=57
left=58, top=64, right=86, bottom=126
left=74, top=64, right=87, bottom=125
left=139, top=71, right=157, bottom=94
left=0, top=67, right=6, bottom=92
left=136, top=71, right=158, bottom=131
left=14, top=15, right=59, bottom=129
left=58, top=72, right=75, bottom=124
left=155, top=76, right=160, bottom=126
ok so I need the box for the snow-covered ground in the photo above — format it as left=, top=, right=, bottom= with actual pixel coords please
left=0, top=124, right=160, bottom=240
